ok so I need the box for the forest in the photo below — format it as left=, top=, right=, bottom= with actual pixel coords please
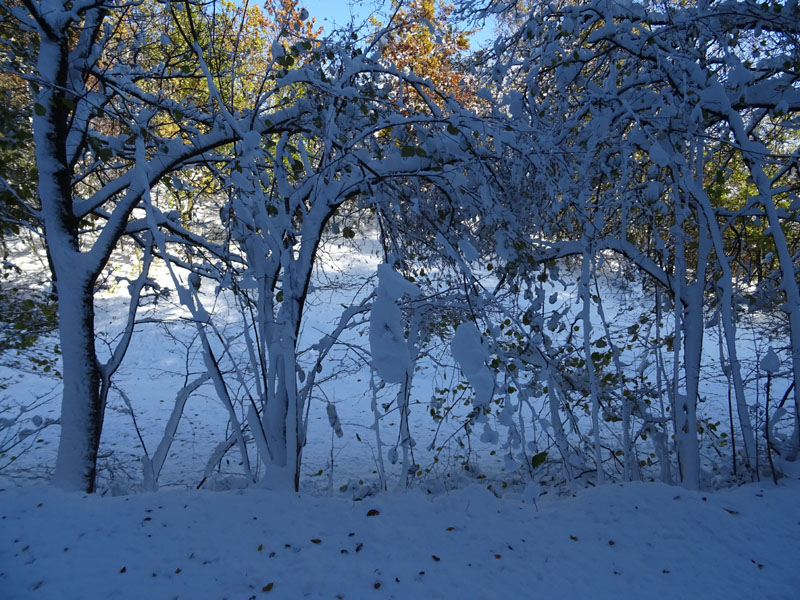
left=1, top=0, right=799, bottom=597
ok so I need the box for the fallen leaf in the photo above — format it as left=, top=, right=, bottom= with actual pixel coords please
left=311, top=539, right=322, bottom=544
left=262, top=582, right=274, bottom=592
left=367, top=509, right=380, bottom=517
left=432, top=555, right=440, bottom=562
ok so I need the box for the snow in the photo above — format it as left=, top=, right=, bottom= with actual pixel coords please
left=7, top=246, right=794, bottom=596
left=3, top=185, right=798, bottom=600
left=4, top=1, right=800, bottom=595
left=2, top=478, right=798, bottom=599
left=451, top=322, right=494, bottom=408
left=375, top=264, right=420, bottom=302
left=369, top=264, right=419, bottom=384
left=457, top=238, right=479, bottom=263
left=648, top=141, right=670, bottom=168
left=761, top=348, right=781, bottom=375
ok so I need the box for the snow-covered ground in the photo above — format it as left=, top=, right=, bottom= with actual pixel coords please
left=2, top=241, right=798, bottom=598
left=3, top=475, right=799, bottom=599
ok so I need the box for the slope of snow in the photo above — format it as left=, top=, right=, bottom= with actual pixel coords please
left=2, top=477, right=799, bottom=599
left=2, top=239, right=797, bottom=598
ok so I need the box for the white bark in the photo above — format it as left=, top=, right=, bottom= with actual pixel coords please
left=580, top=247, right=604, bottom=483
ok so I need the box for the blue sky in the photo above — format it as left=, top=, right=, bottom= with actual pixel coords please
left=304, top=0, right=496, bottom=48
left=304, top=0, right=390, bottom=30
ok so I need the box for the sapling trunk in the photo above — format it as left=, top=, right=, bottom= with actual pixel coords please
left=580, top=247, right=604, bottom=483
left=765, top=371, right=779, bottom=485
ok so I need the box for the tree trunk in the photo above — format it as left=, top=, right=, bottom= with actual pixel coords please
left=678, top=289, right=703, bottom=490
left=580, top=247, right=604, bottom=483
left=52, top=277, right=103, bottom=492
left=34, top=34, right=105, bottom=493
left=676, top=217, right=711, bottom=490
left=262, top=295, right=302, bottom=490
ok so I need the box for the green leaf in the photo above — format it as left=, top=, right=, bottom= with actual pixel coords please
left=531, top=451, right=548, bottom=469
left=342, top=226, right=355, bottom=239
left=400, top=145, right=417, bottom=157
left=447, top=123, right=459, bottom=135
left=33, top=103, right=46, bottom=116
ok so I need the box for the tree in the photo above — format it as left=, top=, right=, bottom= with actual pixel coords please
left=5, top=0, right=797, bottom=493
left=372, top=0, right=476, bottom=107
left=0, top=0, right=308, bottom=492
left=466, top=0, right=800, bottom=487
left=156, top=22, right=496, bottom=490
